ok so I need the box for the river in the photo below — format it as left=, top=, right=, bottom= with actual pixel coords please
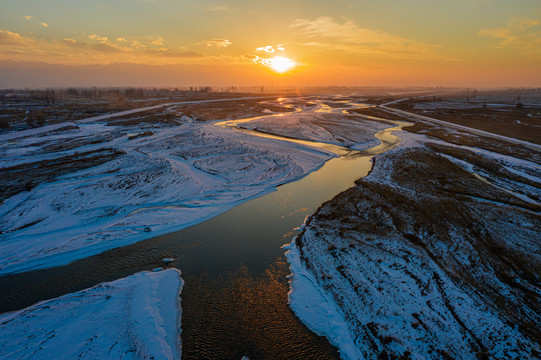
left=0, top=99, right=408, bottom=359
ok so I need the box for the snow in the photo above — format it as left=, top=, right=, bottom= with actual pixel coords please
left=0, top=106, right=333, bottom=275
left=462, top=145, right=541, bottom=173
left=437, top=152, right=541, bottom=206
left=0, top=95, right=396, bottom=275
left=382, top=105, right=541, bottom=152
left=284, top=238, right=364, bottom=360
left=0, top=268, right=183, bottom=360
left=0, top=96, right=278, bottom=143
left=285, top=125, right=541, bottom=359
left=236, top=111, right=389, bottom=150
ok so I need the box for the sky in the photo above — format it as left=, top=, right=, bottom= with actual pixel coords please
left=1, top=0, right=540, bottom=88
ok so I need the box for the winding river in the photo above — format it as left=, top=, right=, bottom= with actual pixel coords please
left=0, top=98, right=409, bottom=359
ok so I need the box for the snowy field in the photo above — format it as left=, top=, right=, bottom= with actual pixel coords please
left=0, top=94, right=400, bottom=360
left=286, top=123, right=541, bottom=359
left=7, top=91, right=536, bottom=359
left=0, top=100, right=338, bottom=275
left=237, top=110, right=390, bottom=150
left=0, top=268, right=183, bottom=360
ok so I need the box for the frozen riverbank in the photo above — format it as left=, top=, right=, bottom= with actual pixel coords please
left=236, top=111, right=390, bottom=150
left=287, top=122, right=541, bottom=358
left=0, top=268, right=183, bottom=360
left=285, top=237, right=363, bottom=360
left=0, top=103, right=333, bottom=275
left=1, top=95, right=403, bottom=358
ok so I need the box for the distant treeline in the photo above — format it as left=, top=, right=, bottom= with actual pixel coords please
left=0, top=86, right=218, bottom=105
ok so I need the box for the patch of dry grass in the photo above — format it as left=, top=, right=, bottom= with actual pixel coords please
left=0, top=148, right=124, bottom=203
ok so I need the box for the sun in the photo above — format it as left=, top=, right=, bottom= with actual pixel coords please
left=252, top=45, right=297, bottom=73
left=268, top=56, right=296, bottom=73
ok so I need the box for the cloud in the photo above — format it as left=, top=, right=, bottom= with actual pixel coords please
left=197, top=38, right=231, bottom=47
left=151, top=47, right=170, bottom=53
left=256, top=45, right=275, bottom=53
left=117, top=37, right=127, bottom=42
left=290, top=16, right=443, bottom=59
left=292, top=17, right=368, bottom=41
left=94, top=42, right=123, bottom=53
left=88, top=34, right=108, bottom=41
left=151, top=37, right=165, bottom=46
left=0, top=30, right=34, bottom=47
left=149, top=49, right=205, bottom=58
left=132, top=40, right=146, bottom=49
left=63, top=38, right=87, bottom=48
left=177, top=51, right=205, bottom=58
left=62, top=36, right=200, bottom=57
left=23, top=16, right=34, bottom=21
left=40, top=22, right=48, bottom=28
left=72, top=34, right=128, bottom=53
left=255, top=45, right=288, bottom=57
left=0, top=29, right=210, bottom=66
left=63, top=37, right=121, bottom=52
left=251, top=55, right=277, bottom=66
left=478, top=17, right=541, bottom=55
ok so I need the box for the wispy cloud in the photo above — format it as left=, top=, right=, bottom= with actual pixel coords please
left=0, top=29, right=209, bottom=65
left=148, top=49, right=204, bottom=58
left=197, top=38, right=231, bottom=47
left=251, top=44, right=293, bottom=69
left=94, top=42, right=123, bottom=53
left=291, top=16, right=446, bottom=59
left=0, top=30, right=34, bottom=47
left=131, top=40, right=146, bottom=49
left=117, top=37, right=127, bottom=42
left=256, top=45, right=276, bottom=53
left=40, top=22, right=48, bottom=28
left=255, top=45, right=286, bottom=56
left=23, top=16, right=34, bottom=21
left=88, top=34, right=108, bottom=42
left=63, top=38, right=87, bottom=48
left=478, top=17, right=541, bottom=55
left=63, top=38, right=77, bottom=45
left=151, top=37, right=165, bottom=46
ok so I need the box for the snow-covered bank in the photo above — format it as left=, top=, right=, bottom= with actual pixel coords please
left=0, top=268, right=183, bottom=360
left=286, top=124, right=541, bottom=359
left=0, top=96, right=278, bottom=143
left=237, top=112, right=390, bottom=150
left=382, top=105, right=541, bottom=152
left=284, top=238, right=364, bottom=360
left=0, top=106, right=333, bottom=275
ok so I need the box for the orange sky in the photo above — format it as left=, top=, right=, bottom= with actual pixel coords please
left=1, top=0, right=540, bottom=87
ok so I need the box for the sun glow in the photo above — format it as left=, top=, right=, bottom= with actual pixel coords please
left=254, top=54, right=296, bottom=73
left=268, top=56, right=295, bottom=74
left=253, top=45, right=297, bottom=74
left=268, top=56, right=296, bottom=73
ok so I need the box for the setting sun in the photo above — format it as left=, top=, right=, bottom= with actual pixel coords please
left=268, top=56, right=296, bottom=73
left=253, top=49, right=297, bottom=74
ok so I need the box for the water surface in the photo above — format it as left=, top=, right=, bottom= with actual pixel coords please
left=0, top=100, right=408, bottom=359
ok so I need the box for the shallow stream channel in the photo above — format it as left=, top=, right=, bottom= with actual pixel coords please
left=0, top=100, right=409, bottom=359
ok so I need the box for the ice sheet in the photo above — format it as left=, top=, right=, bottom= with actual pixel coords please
left=0, top=269, right=183, bottom=360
